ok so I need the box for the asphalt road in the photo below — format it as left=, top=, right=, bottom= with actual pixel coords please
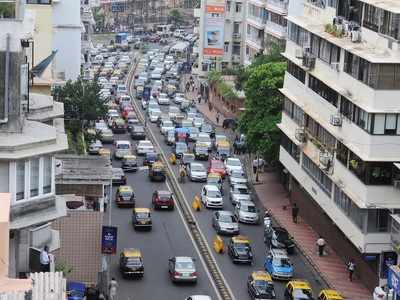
left=101, top=39, right=326, bottom=300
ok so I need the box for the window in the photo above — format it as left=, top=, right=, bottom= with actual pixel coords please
left=336, top=141, right=349, bottom=166
left=308, top=75, right=338, bottom=107
left=367, top=209, right=390, bottom=233
left=287, top=61, right=305, bottom=83
left=302, top=155, right=333, bottom=196
left=235, top=2, right=242, bottom=13
left=224, top=42, right=229, bottom=53
left=305, top=115, right=336, bottom=150
left=380, top=10, right=400, bottom=40
left=26, top=0, right=52, bottom=4
left=316, top=37, right=340, bottom=64
left=363, top=4, right=380, bottom=32
left=327, top=0, right=337, bottom=7
left=30, top=158, right=39, bottom=197
left=334, top=185, right=365, bottom=230
left=233, top=22, right=240, bottom=34
left=226, top=0, right=231, bottom=11
left=269, top=11, right=287, bottom=26
left=337, top=0, right=362, bottom=23
left=232, top=42, right=241, bottom=55
left=43, top=157, right=52, bottom=194
left=247, top=24, right=251, bottom=35
left=287, top=22, right=309, bottom=47
left=16, top=161, right=25, bottom=201
left=283, top=97, right=304, bottom=125
left=281, top=133, right=300, bottom=163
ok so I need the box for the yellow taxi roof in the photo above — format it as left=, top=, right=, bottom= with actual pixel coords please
left=119, top=185, right=133, bottom=192
left=319, top=290, right=343, bottom=300
left=208, top=172, right=222, bottom=179
left=218, top=141, right=230, bottom=147
left=289, top=280, right=312, bottom=290
left=123, top=248, right=141, bottom=257
left=232, top=235, right=250, bottom=243
left=252, top=271, right=272, bottom=281
left=134, top=208, right=150, bottom=213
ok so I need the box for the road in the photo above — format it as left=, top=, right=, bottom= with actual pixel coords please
left=103, top=40, right=326, bottom=300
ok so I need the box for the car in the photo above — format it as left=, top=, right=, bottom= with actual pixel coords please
left=270, top=227, right=295, bottom=254
left=121, top=155, right=138, bottom=172
left=188, top=127, right=199, bottom=142
left=137, top=140, right=154, bottom=155
left=148, top=161, right=166, bottom=182
left=184, top=296, right=211, bottom=300
left=284, top=280, right=313, bottom=300
left=143, top=152, right=159, bottom=166
left=228, top=235, right=253, bottom=264
left=152, top=190, right=174, bottom=210
left=181, top=153, right=195, bottom=166
left=100, top=128, right=114, bottom=143
left=225, top=157, right=243, bottom=175
left=116, top=84, right=127, bottom=97
left=208, top=159, right=227, bottom=178
left=193, top=117, right=204, bottom=128
left=149, top=109, right=162, bottom=123
left=201, top=123, right=215, bottom=138
left=247, top=271, right=276, bottom=300
left=158, top=95, right=170, bottom=105
left=114, top=140, right=132, bottom=159
left=132, top=208, right=152, bottom=230
left=151, top=70, right=162, bottom=80
left=194, top=142, right=209, bottom=160
left=111, top=117, right=127, bottom=134
left=115, top=185, right=135, bottom=207
left=264, top=248, right=293, bottom=280
left=174, top=93, right=185, bottom=104
left=119, top=248, right=144, bottom=278
left=160, top=120, right=175, bottom=135
left=168, top=106, right=180, bottom=119
left=127, top=117, right=140, bottom=132
left=229, top=183, right=251, bottom=205
left=212, top=210, right=239, bottom=235
left=222, top=118, right=237, bottom=129
left=112, top=167, right=127, bottom=185
left=168, top=256, right=197, bottom=283
left=234, top=200, right=260, bottom=224
left=229, top=169, right=248, bottom=186
left=317, top=290, right=343, bottom=300
left=173, top=142, right=188, bottom=159
left=196, top=132, right=212, bottom=150
left=88, top=140, right=102, bottom=155
left=165, top=130, right=175, bottom=145
left=188, top=162, right=207, bottom=182
left=201, top=185, right=223, bottom=209
left=130, top=125, right=146, bottom=140
left=207, top=172, right=223, bottom=194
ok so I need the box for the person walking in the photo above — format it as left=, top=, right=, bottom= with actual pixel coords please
left=216, top=112, right=220, bottom=124
left=347, top=259, right=356, bottom=281
left=292, top=203, right=299, bottom=223
left=197, top=94, right=201, bottom=104
left=109, top=277, right=118, bottom=300
left=316, top=237, right=326, bottom=256
left=40, top=245, right=50, bottom=272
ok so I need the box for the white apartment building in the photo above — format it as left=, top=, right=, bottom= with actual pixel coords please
left=279, top=0, right=400, bottom=288
left=244, top=0, right=288, bottom=65
left=81, top=0, right=96, bottom=65
left=0, top=1, right=68, bottom=277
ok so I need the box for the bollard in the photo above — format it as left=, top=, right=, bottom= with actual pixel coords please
left=192, top=195, right=201, bottom=211
left=213, top=235, right=224, bottom=254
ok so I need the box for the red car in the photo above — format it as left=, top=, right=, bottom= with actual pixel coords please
left=152, top=190, right=174, bottom=210
left=208, top=159, right=226, bottom=178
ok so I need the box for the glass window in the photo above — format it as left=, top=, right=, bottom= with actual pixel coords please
left=224, top=42, right=229, bottom=53
left=43, top=157, right=52, bottom=194
left=363, top=4, right=380, bottom=32
left=336, top=141, right=349, bottom=166
left=367, top=209, right=390, bottom=232
left=308, top=75, right=338, bottom=107
left=334, top=185, right=365, bottom=230
left=373, top=114, right=385, bottom=134
left=287, top=61, right=305, bottom=83
left=226, top=0, right=231, bottom=11
left=302, top=155, right=333, bottom=196
left=281, top=133, right=300, bottom=162
left=30, top=158, right=39, bottom=197
left=235, top=2, right=241, bottom=12
left=16, top=161, right=25, bottom=201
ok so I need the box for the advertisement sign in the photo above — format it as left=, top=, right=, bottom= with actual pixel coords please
left=101, top=226, right=118, bottom=254
left=388, top=265, right=400, bottom=295
left=203, top=0, right=225, bottom=56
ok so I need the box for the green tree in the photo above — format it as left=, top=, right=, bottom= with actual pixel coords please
left=239, top=62, right=286, bottom=164
left=169, top=9, right=183, bottom=25
left=0, top=3, right=15, bottom=18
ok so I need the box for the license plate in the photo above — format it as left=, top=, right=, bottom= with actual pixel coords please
left=140, top=221, right=146, bottom=224
left=182, top=273, right=190, bottom=277
left=161, top=205, right=168, bottom=208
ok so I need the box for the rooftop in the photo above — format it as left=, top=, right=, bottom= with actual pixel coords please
left=360, top=0, right=400, bottom=14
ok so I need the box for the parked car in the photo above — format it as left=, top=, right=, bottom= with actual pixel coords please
left=230, top=184, right=251, bottom=205
left=270, top=227, right=295, bottom=254
left=234, top=200, right=260, bottom=224
left=264, top=248, right=293, bottom=280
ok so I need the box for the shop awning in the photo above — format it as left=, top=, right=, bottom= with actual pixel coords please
left=31, top=50, right=57, bottom=77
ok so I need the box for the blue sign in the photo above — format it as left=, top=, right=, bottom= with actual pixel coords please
left=388, top=265, right=400, bottom=295
left=101, top=226, right=118, bottom=254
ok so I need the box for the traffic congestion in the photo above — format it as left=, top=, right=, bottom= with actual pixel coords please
left=86, top=29, right=336, bottom=300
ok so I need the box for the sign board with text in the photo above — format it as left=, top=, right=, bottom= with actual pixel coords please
left=203, top=0, right=225, bottom=56
left=101, top=226, right=118, bottom=254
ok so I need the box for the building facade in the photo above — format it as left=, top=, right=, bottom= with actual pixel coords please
left=279, top=0, right=400, bottom=288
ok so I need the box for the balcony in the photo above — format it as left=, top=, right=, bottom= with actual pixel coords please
left=265, top=20, right=286, bottom=38
left=246, top=34, right=264, bottom=50
left=232, top=32, right=241, bottom=40
left=265, top=0, right=288, bottom=15
left=246, top=14, right=267, bottom=30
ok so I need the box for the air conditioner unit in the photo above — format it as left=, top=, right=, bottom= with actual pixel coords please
left=295, top=48, right=304, bottom=58
left=330, top=114, right=342, bottom=126
left=319, top=151, right=332, bottom=170
left=330, top=62, right=340, bottom=72
left=351, top=30, right=361, bottom=42
left=295, top=127, right=306, bottom=143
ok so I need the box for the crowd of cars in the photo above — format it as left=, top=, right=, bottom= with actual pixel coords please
left=85, top=32, right=343, bottom=300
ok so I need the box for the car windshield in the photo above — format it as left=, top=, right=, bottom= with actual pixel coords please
left=197, top=135, right=210, bottom=142
left=273, top=257, right=291, bottom=267
left=202, top=124, right=212, bottom=132
left=136, top=212, right=149, bottom=219
left=126, top=257, right=142, bottom=267
left=183, top=154, right=194, bottom=162
left=207, top=190, right=221, bottom=198
left=140, top=141, right=152, bottom=147
left=191, top=164, right=204, bottom=172
left=228, top=159, right=241, bottom=166
left=293, top=289, right=313, bottom=300
left=175, top=261, right=194, bottom=269
left=235, top=242, right=250, bottom=250
left=134, top=127, right=144, bottom=132
left=125, top=158, right=136, bottom=163
left=189, top=127, right=199, bottom=134
left=169, top=107, right=179, bottom=113
left=176, top=143, right=188, bottom=152
left=242, top=204, right=256, bottom=212
left=208, top=177, right=220, bottom=184
left=159, top=194, right=172, bottom=201
left=231, top=170, right=245, bottom=178
left=219, top=214, right=235, bottom=223
left=234, top=187, right=248, bottom=194
left=120, top=190, right=132, bottom=197
left=163, top=121, right=173, bottom=127
left=117, top=144, right=130, bottom=149
left=254, top=280, right=268, bottom=290
left=146, top=153, right=157, bottom=159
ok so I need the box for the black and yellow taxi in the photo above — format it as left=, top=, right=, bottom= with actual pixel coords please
left=228, top=235, right=253, bottom=264
left=115, top=185, right=135, bottom=208
left=121, top=155, right=138, bottom=172
left=119, top=248, right=144, bottom=278
left=132, top=208, right=152, bottom=230
left=247, top=271, right=276, bottom=300
left=148, top=161, right=166, bottom=182
left=317, top=289, right=343, bottom=300
left=284, top=280, right=314, bottom=300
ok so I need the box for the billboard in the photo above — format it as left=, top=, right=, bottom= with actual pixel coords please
left=101, top=226, right=118, bottom=254
left=203, top=0, right=225, bottom=56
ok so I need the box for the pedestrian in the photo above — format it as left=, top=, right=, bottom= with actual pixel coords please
left=292, top=203, right=299, bottom=223
left=109, top=277, right=118, bottom=300
left=197, top=94, right=201, bottom=104
left=316, top=237, right=326, bottom=256
left=216, top=112, right=220, bottom=124
left=40, top=245, right=50, bottom=272
left=347, top=259, right=356, bottom=281
left=252, top=158, right=258, bottom=175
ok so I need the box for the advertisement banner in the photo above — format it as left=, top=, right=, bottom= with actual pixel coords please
left=101, top=226, right=118, bottom=254
left=203, top=0, right=225, bottom=56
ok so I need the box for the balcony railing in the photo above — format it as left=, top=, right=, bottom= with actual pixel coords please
left=265, top=20, right=286, bottom=38
left=266, top=0, right=288, bottom=14
left=247, top=14, right=267, bottom=27
left=246, top=34, right=265, bottom=48
left=232, top=32, right=241, bottom=39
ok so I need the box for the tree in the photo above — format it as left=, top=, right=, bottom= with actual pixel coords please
left=239, top=62, right=287, bottom=164
left=0, top=3, right=15, bottom=18
left=169, top=9, right=183, bottom=25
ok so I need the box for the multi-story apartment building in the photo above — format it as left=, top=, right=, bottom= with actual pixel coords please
left=0, top=0, right=68, bottom=277
left=279, top=0, right=400, bottom=288
left=244, top=0, right=288, bottom=65
left=81, top=0, right=96, bottom=65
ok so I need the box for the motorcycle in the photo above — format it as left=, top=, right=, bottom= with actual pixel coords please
left=263, top=211, right=272, bottom=244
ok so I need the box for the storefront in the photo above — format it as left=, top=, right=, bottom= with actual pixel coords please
left=388, top=265, right=400, bottom=299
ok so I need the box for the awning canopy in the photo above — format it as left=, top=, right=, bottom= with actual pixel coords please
left=31, top=50, right=57, bottom=77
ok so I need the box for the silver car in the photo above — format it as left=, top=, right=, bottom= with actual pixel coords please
left=188, top=162, right=207, bottom=182
left=212, top=210, right=239, bottom=235
left=229, top=170, right=248, bottom=186
left=234, top=200, right=260, bottom=224
left=168, top=256, right=197, bottom=283
left=230, top=184, right=251, bottom=205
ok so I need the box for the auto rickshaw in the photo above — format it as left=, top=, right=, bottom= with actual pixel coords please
left=318, top=289, right=343, bottom=300
left=148, top=161, right=166, bottom=182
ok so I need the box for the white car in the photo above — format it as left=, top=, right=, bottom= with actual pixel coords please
left=188, top=162, right=207, bottom=182
left=147, top=101, right=160, bottom=114
left=160, top=120, right=174, bottom=135
left=168, top=106, right=180, bottom=119
left=201, top=185, right=223, bottom=209
left=185, top=296, right=212, bottom=300
left=136, top=140, right=154, bottom=155
left=114, top=140, right=132, bottom=159
left=234, top=200, right=260, bottom=224
left=174, top=93, right=185, bottom=104
left=151, top=71, right=162, bottom=80
left=197, top=133, right=212, bottom=150
left=225, top=157, right=243, bottom=175
left=230, top=184, right=251, bottom=205
left=193, top=117, right=204, bottom=128
left=158, top=96, right=170, bottom=105
left=116, top=84, right=127, bottom=97
left=149, top=109, right=162, bottom=123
